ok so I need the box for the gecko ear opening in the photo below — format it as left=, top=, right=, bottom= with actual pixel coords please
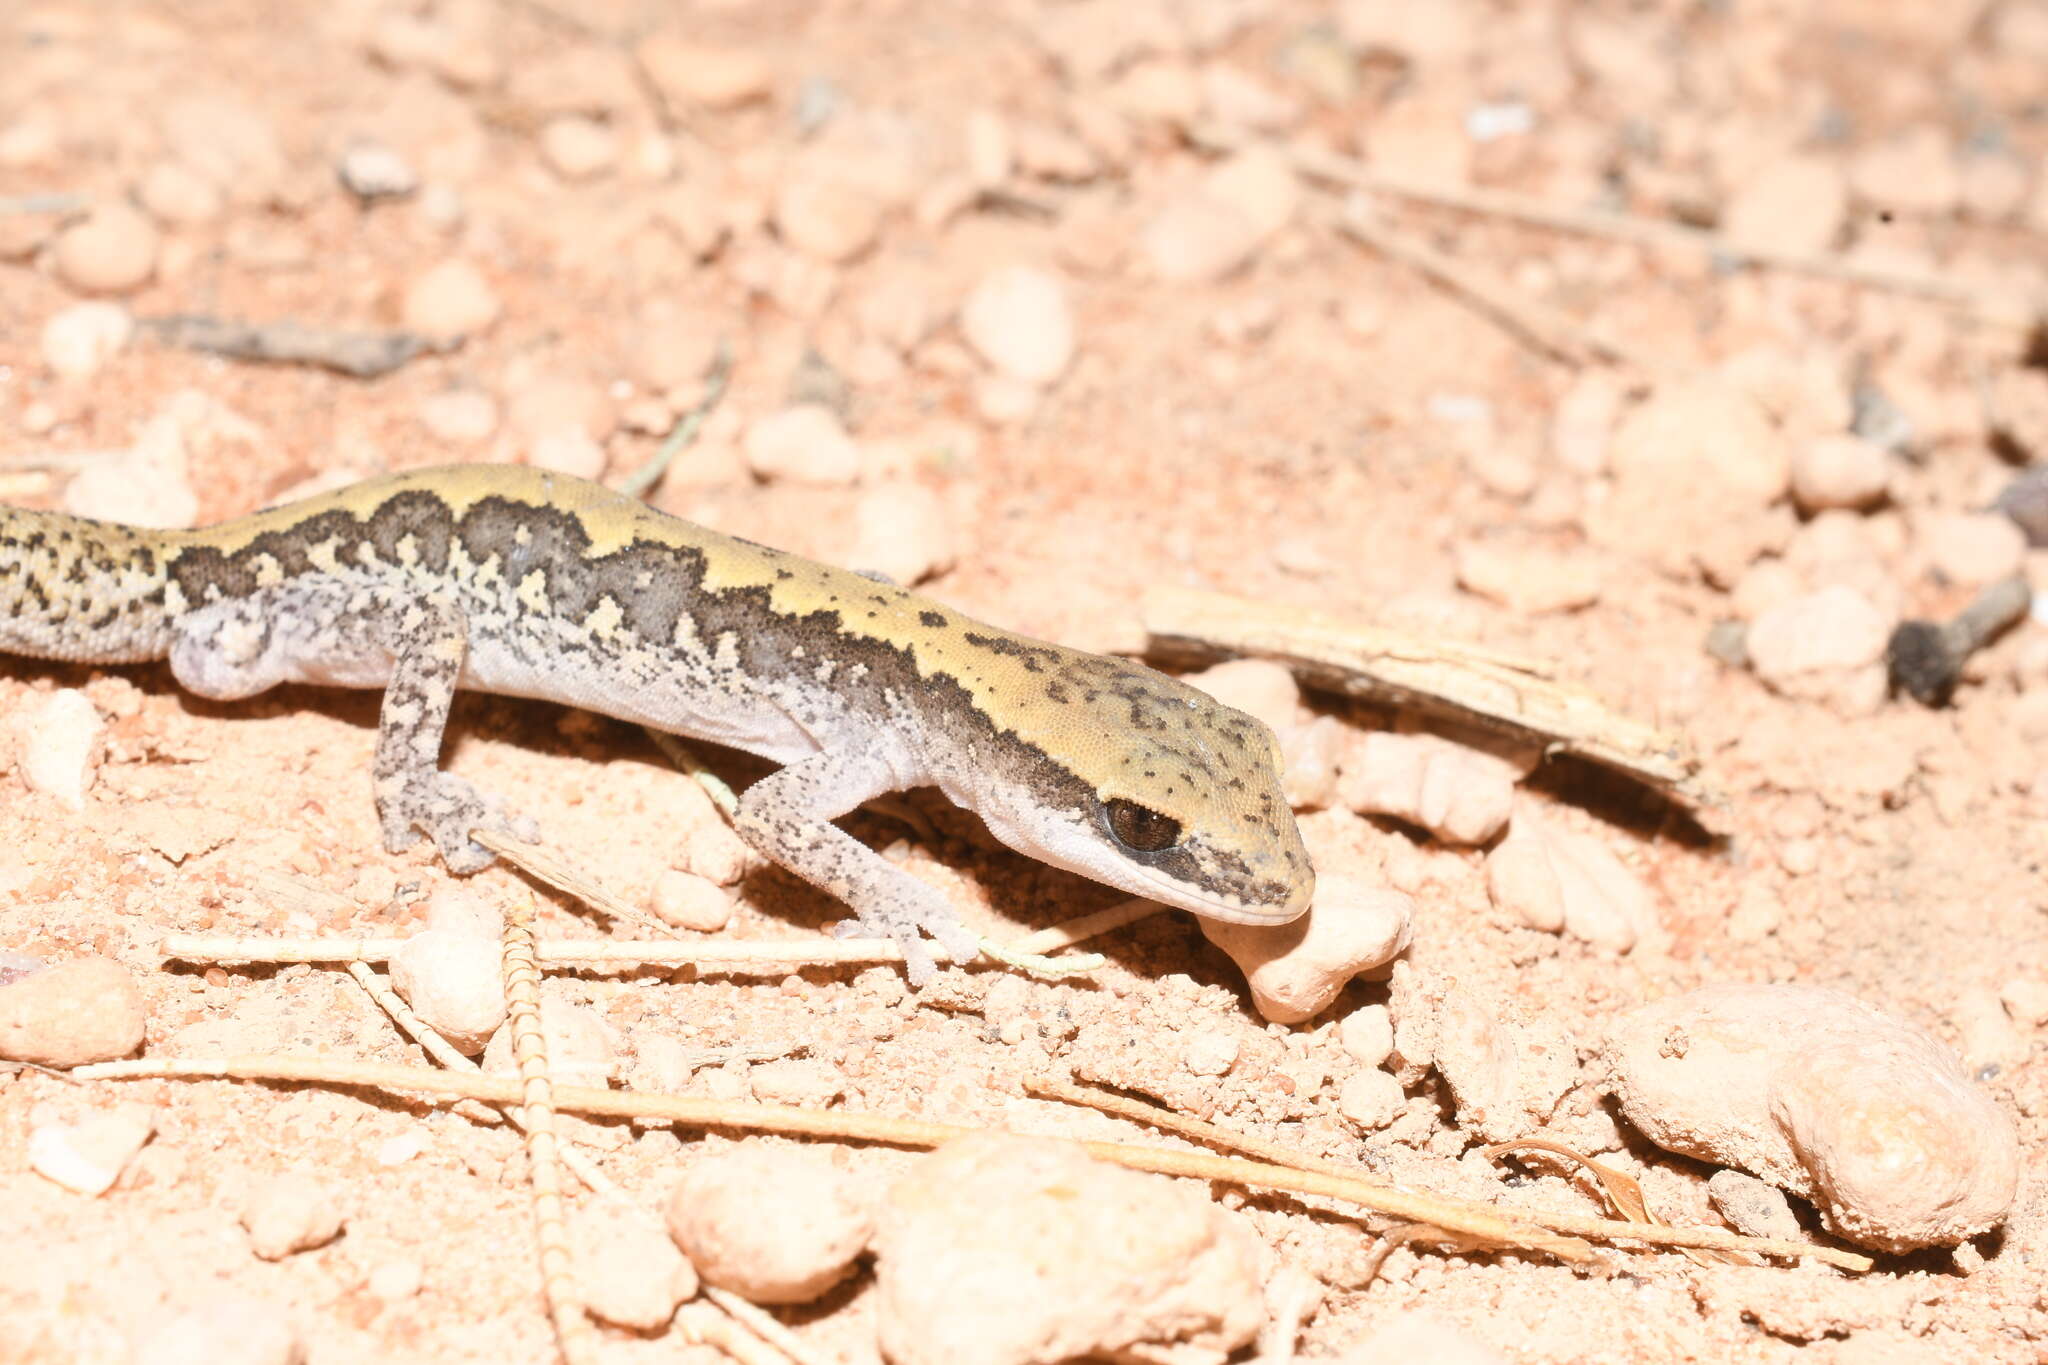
left=1103, top=798, right=1182, bottom=853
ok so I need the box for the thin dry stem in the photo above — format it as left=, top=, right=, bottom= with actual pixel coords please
left=1337, top=200, right=1639, bottom=370
left=474, top=828, right=672, bottom=936
left=701, top=1287, right=842, bottom=1365
left=1024, top=1076, right=1869, bottom=1271
left=503, top=897, right=597, bottom=1364
left=676, top=1301, right=797, bottom=1365
left=1197, top=127, right=2039, bottom=327
left=70, top=1052, right=1872, bottom=1273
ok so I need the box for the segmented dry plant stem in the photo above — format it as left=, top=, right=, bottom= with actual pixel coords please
left=503, top=895, right=597, bottom=1364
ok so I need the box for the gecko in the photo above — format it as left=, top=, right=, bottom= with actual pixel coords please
left=0, top=465, right=1314, bottom=981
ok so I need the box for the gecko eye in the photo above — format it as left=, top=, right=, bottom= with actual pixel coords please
left=1104, top=799, right=1182, bottom=853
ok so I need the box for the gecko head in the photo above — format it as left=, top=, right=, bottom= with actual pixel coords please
left=966, top=657, right=1316, bottom=925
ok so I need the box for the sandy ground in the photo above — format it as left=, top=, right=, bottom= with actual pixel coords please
left=4, top=0, right=2048, bottom=1361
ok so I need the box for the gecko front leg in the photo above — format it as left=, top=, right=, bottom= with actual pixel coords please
left=733, top=748, right=980, bottom=984
left=168, top=579, right=535, bottom=873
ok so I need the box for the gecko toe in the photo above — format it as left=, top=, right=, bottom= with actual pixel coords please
left=382, top=772, right=532, bottom=876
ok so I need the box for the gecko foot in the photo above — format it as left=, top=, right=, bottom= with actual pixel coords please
left=379, top=772, right=539, bottom=875
left=832, top=885, right=982, bottom=987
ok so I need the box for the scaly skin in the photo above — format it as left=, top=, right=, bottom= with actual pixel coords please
left=0, top=466, right=1314, bottom=981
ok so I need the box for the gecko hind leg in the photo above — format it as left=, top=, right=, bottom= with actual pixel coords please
left=168, top=579, right=537, bottom=875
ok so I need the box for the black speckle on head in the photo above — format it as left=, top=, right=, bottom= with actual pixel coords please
left=919, top=610, right=945, bottom=628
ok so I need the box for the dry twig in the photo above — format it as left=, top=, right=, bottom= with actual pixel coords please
left=71, top=1052, right=1872, bottom=1273
left=136, top=314, right=450, bottom=379
left=1190, top=126, right=2041, bottom=328
left=1026, top=1076, right=1863, bottom=1270
left=1336, top=198, right=1638, bottom=370
left=1143, top=585, right=1726, bottom=828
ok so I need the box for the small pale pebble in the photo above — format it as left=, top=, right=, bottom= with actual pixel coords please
left=1014, top=123, right=1099, bottom=182
left=337, top=142, right=418, bottom=201
left=774, top=175, right=882, bottom=263
left=63, top=416, right=199, bottom=529
left=137, top=161, right=224, bottom=225
left=972, top=373, right=1042, bottom=426
left=29, top=1101, right=156, bottom=1195
left=2000, top=977, right=2048, bottom=1028
left=528, top=428, right=608, bottom=480
left=418, top=389, right=499, bottom=445
left=851, top=482, right=957, bottom=586
left=619, top=397, right=672, bottom=436
left=652, top=868, right=734, bottom=932
left=1338, top=1003, right=1395, bottom=1068
left=628, top=1031, right=695, bottom=1096
left=1331, top=1311, right=1507, bottom=1365
left=540, top=115, right=618, bottom=180
left=1744, top=585, right=1892, bottom=711
left=401, top=259, right=500, bottom=339
left=21, top=400, right=60, bottom=435
left=1335, top=1068, right=1405, bottom=1131
left=748, top=1058, right=846, bottom=1106
left=872, top=1133, right=1264, bottom=1365
left=1953, top=987, right=2027, bottom=1077
left=41, top=301, right=133, bottom=380
left=631, top=315, right=721, bottom=392
left=1707, top=1169, right=1804, bottom=1243
left=1106, top=58, right=1203, bottom=127
left=0, top=956, right=146, bottom=1066
left=508, top=374, right=612, bottom=448
left=1920, top=510, right=2026, bottom=585
left=960, top=265, right=1075, bottom=386
left=1430, top=988, right=1577, bottom=1142
left=1550, top=370, right=1625, bottom=476
left=1184, top=658, right=1299, bottom=734
left=1203, top=144, right=1300, bottom=241
left=366, top=1259, right=425, bottom=1303
left=914, top=173, right=978, bottom=232
left=377, top=1130, right=427, bottom=1167
left=1486, top=808, right=1658, bottom=953
left=684, top=819, right=753, bottom=885
left=966, top=109, right=1013, bottom=188
left=1589, top=380, right=1788, bottom=579
left=744, top=404, right=862, bottom=485
left=1607, top=984, right=2019, bottom=1251
left=1200, top=874, right=1413, bottom=1024
left=1182, top=1028, right=1240, bottom=1077
left=1139, top=192, right=1262, bottom=283
left=666, top=1143, right=872, bottom=1304
left=51, top=203, right=160, bottom=295
left=1339, top=732, right=1514, bottom=845
left=388, top=929, right=505, bottom=1055
left=1201, top=62, right=1300, bottom=133
left=1280, top=714, right=1345, bottom=810
left=241, top=1173, right=346, bottom=1260
left=573, top=1208, right=697, bottom=1330
left=1720, top=153, right=1848, bottom=256
left=1777, top=838, right=1820, bottom=877
left=1849, top=125, right=1961, bottom=218
left=135, top=1292, right=302, bottom=1365
left=636, top=37, right=773, bottom=114
left=482, top=1000, right=615, bottom=1088
left=1790, top=434, right=1892, bottom=512
left=424, top=886, right=503, bottom=939
left=19, top=687, right=105, bottom=811
left=1455, top=540, right=1602, bottom=614
left=1959, top=155, right=2028, bottom=222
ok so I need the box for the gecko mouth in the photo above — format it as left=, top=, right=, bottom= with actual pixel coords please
left=1127, top=860, right=1312, bottom=925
